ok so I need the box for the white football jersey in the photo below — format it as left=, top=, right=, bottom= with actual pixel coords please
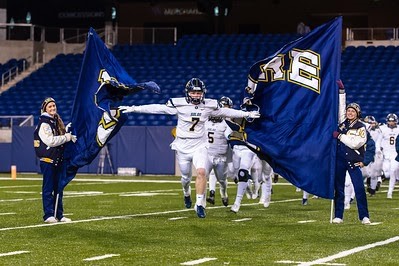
left=363, top=122, right=382, bottom=150
left=205, top=119, right=230, bottom=156
left=135, top=97, right=249, bottom=139
left=133, top=97, right=249, bottom=153
left=379, top=124, right=399, bottom=155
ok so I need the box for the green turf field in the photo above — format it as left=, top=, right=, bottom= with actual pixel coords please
left=0, top=173, right=398, bottom=265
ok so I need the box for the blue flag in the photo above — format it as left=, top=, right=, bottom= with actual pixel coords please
left=60, top=28, right=160, bottom=190
left=243, top=17, right=342, bottom=199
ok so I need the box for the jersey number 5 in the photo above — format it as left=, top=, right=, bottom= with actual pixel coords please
left=208, top=132, right=214, bottom=143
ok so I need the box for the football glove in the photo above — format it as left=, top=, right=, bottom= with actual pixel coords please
left=65, top=133, right=77, bottom=143
left=119, top=105, right=136, bottom=113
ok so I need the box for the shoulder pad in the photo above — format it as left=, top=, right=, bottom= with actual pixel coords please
left=203, top=99, right=219, bottom=109
left=167, top=97, right=187, bottom=107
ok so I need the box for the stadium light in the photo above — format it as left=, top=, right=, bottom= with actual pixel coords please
left=26, top=12, right=31, bottom=24
left=111, top=7, right=116, bottom=20
left=214, top=6, right=219, bottom=16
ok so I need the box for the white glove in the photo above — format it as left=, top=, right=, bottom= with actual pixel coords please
left=246, top=111, right=261, bottom=119
left=65, top=133, right=77, bottom=143
left=65, top=122, right=72, bottom=133
left=65, top=133, right=72, bottom=142
left=119, top=105, right=136, bottom=113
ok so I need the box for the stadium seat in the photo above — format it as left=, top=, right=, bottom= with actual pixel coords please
left=1, top=34, right=398, bottom=125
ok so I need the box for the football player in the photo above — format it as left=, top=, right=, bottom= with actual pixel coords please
left=258, top=159, right=274, bottom=208
left=380, top=113, right=399, bottom=198
left=119, top=78, right=260, bottom=218
left=205, top=96, right=234, bottom=207
left=362, top=115, right=383, bottom=195
left=228, top=98, right=260, bottom=213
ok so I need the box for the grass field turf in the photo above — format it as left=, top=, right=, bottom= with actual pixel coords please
left=0, top=173, right=398, bottom=265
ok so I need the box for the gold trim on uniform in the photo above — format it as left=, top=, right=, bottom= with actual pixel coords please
left=40, top=158, right=54, bottom=163
left=34, top=140, right=40, bottom=148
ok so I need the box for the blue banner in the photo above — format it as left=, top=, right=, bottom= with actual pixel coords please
left=60, top=28, right=160, bottom=190
left=244, top=17, right=342, bottom=199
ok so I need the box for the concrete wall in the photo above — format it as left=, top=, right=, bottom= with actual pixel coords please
left=0, top=40, right=84, bottom=64
left=0, top=40, right=34, bottom=64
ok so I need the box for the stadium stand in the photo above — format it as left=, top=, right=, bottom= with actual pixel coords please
left=0, top=34, right=398, bottom=125
left=341, top=45, right=399, bottom=122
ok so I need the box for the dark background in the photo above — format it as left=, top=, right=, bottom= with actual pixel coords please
left=5, top=0, right=399, bottom=35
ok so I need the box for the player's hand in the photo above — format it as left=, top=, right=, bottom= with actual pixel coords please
left=246, top=111, right=260, bottom=119
left=65, top=133, right=77, bottom=143
left=119, top=105, right=136, bottom=113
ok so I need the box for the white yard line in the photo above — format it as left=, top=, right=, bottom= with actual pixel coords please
left=180, top=257, right=217, bottom=265
left=0, top=189, right=182, bottom=203
left=297, top=236, right=399, bottom=266
left=0, top=251, right=30, bottom=257
left=0, top=212, right=16, bottom=216
left=297, top=220, right=316, bottom=223
left=0, top=177, right=181, bottom=183
left=0, top=185, right=42, bottom=189
left=0, top=176, right=294, bottom=185
left=0, top=199, right=23, bottom=202
left=232, top=218, right=252, bottom=222
left=276, top=260, right=344, bottom=265
left=0, top=199, right=294, bottom=232
left=3, top=191, right=38, bottom=194
left=168, top=217, right=188, bottom=220
left=83, top=254, right=120, bottom=261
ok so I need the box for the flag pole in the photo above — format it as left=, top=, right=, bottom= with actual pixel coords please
left=330, top=199, right=334, bottom=223
left=54, top=193, right=59, bottom=220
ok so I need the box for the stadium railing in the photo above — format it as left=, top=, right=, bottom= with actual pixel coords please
left=346, top=27, right=397, bottom=41
left=1, top=58, right=30, bottom=87
left=346, top=27, right=399, bottom=47
left=0, top=23, right=177, bottom=45
left=0, top=115, right=34, bottom=128
left=0, top=115, right=34, bottom=143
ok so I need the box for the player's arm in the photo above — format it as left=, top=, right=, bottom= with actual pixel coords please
left=119, top=101, right=177, bottom=115
left=339, top=127, right=367, bottom=150
left=212, top=108, right=260, bottom=119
